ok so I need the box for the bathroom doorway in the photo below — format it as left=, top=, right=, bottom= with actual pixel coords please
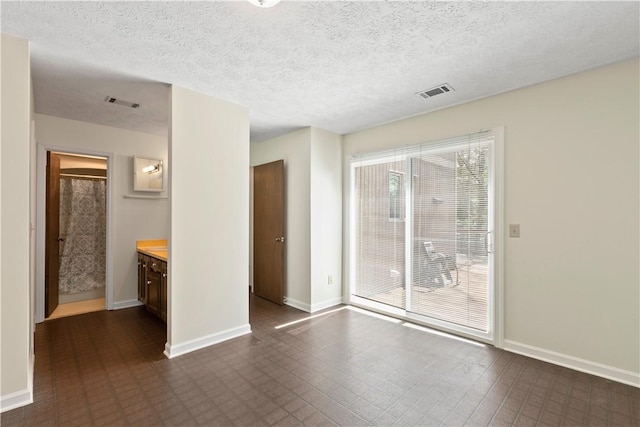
left=44, top=151, right=108, bottom=319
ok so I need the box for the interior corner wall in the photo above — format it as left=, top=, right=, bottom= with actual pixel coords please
left=28, top=51, right=36, bottom=396
left=342, top=58, right=640, bottom=383
left=250, top=128, right=312, bottom=310
left=1, top=34, right=32, bottom=411
left=34, top=114, right=169, bottom=306
left=310, top=128, right=343, bottom=311
left=168, top=85, right=250, bottom=357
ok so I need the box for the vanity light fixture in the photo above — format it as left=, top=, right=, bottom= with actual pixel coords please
left=247, top=0, right=281, bottom=7
left=142, top=164, right=160, bottom=174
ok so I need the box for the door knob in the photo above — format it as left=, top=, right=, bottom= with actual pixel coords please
left=275, top=236, right=285, bottom=243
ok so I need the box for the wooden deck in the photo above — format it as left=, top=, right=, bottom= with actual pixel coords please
left=366, top=257, right=488, bottom=331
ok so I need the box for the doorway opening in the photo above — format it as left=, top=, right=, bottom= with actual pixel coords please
left=44, top=151, right=108, bottom=320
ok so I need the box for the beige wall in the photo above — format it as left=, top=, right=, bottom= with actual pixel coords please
left=343, top=59, right=640, bottom=384
left=309, top=128, right=342, bottom=310
left=28, top=41, right=36, bottom=407
left=1, top=34, right=33, bottom=411
left=167, top=85, right=250, bottom=357
left=35, top=114, right=169, bottom=307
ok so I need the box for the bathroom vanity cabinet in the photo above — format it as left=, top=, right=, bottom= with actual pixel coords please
left=137, top=250, right=167, bottom=322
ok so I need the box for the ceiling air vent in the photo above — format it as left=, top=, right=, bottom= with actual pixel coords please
left=104, top=96, right=140, bottom=109
left=416, top=83, right=455, bottom=99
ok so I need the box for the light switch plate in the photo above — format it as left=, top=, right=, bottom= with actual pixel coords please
left=509, top=224, right=520, bottom=238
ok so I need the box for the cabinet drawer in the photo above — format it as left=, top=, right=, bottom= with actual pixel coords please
left=149, top=259, right=162, bottom=273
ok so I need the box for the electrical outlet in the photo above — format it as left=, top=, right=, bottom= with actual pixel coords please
left=509, top=224, right=520, bottom=238
left=328, top=275, right=333, bottom=285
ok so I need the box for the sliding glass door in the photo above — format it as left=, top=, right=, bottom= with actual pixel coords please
left=351, top=131, right=500, bottom=342
left=353, top=157, right=407, bottom=309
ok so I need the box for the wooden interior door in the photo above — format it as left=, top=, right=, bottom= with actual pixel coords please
left=45, top=151, right=61, bottom=317
left=253, top=160, right=285, bottom=305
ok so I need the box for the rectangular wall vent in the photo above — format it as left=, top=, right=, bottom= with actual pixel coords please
left=104, top=96, right=140, bottom=109
left=416, top=83, right=455, bottom=99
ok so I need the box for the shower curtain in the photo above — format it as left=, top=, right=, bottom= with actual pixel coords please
left=59, top=176, right=106, bottom=295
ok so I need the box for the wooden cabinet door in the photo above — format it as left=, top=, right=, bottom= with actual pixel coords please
left=137, top=253, right=167, bottom=322
left=146, top=267, right=161, bottom=315
left=160, top=261, right=167, bottom=322
left=138, top=253, right=148, bottom=303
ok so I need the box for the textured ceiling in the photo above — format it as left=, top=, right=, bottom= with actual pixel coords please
left=2, top=1, right=639, bottom=141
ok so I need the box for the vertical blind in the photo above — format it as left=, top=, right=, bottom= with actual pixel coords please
left=352, top=131, right=493, bottom=331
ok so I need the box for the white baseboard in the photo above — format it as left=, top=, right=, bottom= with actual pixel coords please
left=1, top=348, right=36, bottom=412
left=112, top=299, right=143, bottom=310
left=0, top=389, right=33, bottom=413
left=284, top=297, right=311, bottom=313
left=310, top=297, right=344, bottom=313
left=503, top=340, right=640, bottom=388
left=285, top=297, right=344, bottom=314
left=164, top=324, right=252, bottom=359
left=1, top=358, right=34, bottom=413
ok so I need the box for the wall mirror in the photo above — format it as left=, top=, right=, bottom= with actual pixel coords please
left=134, top=156, right=164, bottom=192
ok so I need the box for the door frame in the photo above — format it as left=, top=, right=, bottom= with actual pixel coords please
left=346, top=127, right=504, bottom=347
left=35, top=144, right=115, bottom=323
left=45, top=151, right=61, bottom=317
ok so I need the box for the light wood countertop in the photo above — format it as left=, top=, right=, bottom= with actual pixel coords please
left=137, top=239, right=168, bottom=261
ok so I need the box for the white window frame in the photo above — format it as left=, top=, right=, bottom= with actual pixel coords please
left=347, top=128, right=504, bottom=347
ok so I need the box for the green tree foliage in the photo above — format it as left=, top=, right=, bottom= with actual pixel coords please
left=456, top=147, right=488, bottom=255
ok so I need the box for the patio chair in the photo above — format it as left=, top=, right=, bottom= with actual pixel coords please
left=420, top=241, right=458, bottom=287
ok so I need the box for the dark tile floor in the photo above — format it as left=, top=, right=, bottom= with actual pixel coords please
left=2, top=295, right=639, bottom=426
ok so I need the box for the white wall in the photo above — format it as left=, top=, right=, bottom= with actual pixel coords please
left=35, top=114, right=169, bottom=307
left=342, top=59, right=640, bottom=385
left=310, top=128, right=343, bottom=311
left=250, top=128, right=312, bottom=309
left=167, top=85, right=250, bottom=357
left=1, top=34, right=33, bottom=411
